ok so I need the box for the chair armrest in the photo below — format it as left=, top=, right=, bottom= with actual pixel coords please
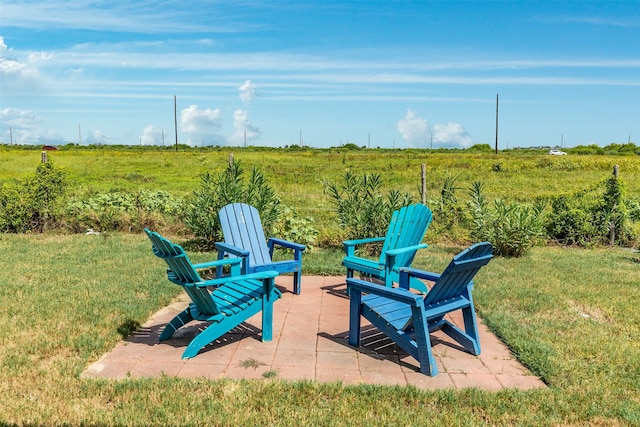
left=399, top=267, right=441, bottom=283
left=192, top=257, right=242, bottom=270
left=343, top=237, right=385, bottom=247
left=214, top=242, right=250, bottom=258
left=347, top=278, right=423, bottom=306
left=343, top=237, right=385, bottom=257
left=385, top=243, right=428, bottom=258
left=268, top=237, right=306, bottom=251
left=196, top=270, right=279, bottom=288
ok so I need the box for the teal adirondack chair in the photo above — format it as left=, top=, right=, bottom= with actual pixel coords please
left=216, top=203, right=306, bottom=294
left=144, top=228, right=281, bottom=359
left=347, top=242, right=493, bottom=376
left=343, top=204, right=432, bottom=292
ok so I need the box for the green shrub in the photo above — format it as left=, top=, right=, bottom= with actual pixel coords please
left=468, top=181, right=545, bottom=257
left=546, top=195, right=597, bottom=246
left=323, top=171, right=413, bottom=252
left=65, top=190, right=184, bottom=233
left=546, top=174, right=636, bottom=246
left=429, top=171, right=467, bottom=237
left=184, top=161, right=280, bottom=248
left=272, top=206, right=319, bottom=250
left=0, top=182, right=31, bottom=232
left=0, top=160, right=67, bottom=233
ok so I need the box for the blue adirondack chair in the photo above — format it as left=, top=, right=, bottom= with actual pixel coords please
left=216, top=203, right=306, bottom=294
left=144, top=228, right=281, bottom=359
left=343, top=204, right=432, bottom=292
left=347, top=242, right=493, bottom=376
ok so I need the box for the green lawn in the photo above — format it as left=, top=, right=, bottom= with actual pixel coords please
left=0, top=233, right=638, bottom=425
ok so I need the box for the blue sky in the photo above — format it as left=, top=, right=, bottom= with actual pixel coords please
left=1, top=1, right=639, bottom=149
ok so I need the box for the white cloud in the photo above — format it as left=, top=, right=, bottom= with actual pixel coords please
left=433, top=122, right=472, bottom=148
left=139, top=125, right=164, bottom=145
left=229, top=109, right=261, bottom=146
left=0, top=36, right=40, bottom=79
left=0, top=107, right=64, bottom=144
left=397, top=109, right=472, bottom=148
left=397, top=109, right=429, bottom=147
left=238, top=80, right=257, bottom=104
left=84, top=130, right=111, bottom=145
left=180, top=104, right=223, bottom=146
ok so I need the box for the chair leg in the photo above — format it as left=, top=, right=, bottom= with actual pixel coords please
left=461, top=305, right=481, bottom=354
left=159, top=307, right=193, bottom=341
left=293, top=270, right=302, bottom=295
left=262, top=295, right=274, bottom=341
left=348, top=288, right=363, bottom=347
left=411, top=306, right=439, bottom=376
left=345, top=269, right=353, bottom=296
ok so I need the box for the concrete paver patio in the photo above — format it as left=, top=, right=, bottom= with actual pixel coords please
left=83, top=276, right=546, bottom=390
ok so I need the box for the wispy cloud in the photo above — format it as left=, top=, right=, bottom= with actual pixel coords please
left=0, top=107, right=64, bottom=144
left=0, top=0, right=264, bottom=34
left=543, top=14, right=640, bottom=28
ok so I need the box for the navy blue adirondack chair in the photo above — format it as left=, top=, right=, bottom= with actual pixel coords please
left=347, top=242, right=493, bottom=376
left=216, top=203, right=306, bottom=294
left=145, top=228, right=281, bottom=359
left=343, top=204, right=432, bottom=292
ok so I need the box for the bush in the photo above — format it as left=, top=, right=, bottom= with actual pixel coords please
left=468, top=181, right=545, bottom=257
left=272, top=206, right=319, bottom=250
left=184, top=161, right=281, bottom=248
left=64, top=190, right=183, bottom=233
left=429, top=171, right=467, bottom=237
left=0, top=182, right=30, bottom=232
left=0, top=160, right=67, bottom=233
left=546, top=174, right=636, bottom=246
left=323, top=171, right=413, bottom=252
left=546, top=195, right=597, bottom=246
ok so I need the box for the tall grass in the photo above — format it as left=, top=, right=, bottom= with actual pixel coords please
left=0, top=233, right=638, bottom=425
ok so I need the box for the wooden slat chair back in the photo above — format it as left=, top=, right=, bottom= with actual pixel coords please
left=343, top=204, right=432, bottom=292
left=144, top=228, right=281, bottom=359
left=347, top=242, right=493, bottom=376
left=379, top=204, right=433, bottom=267
left=216, top=203, right=306, bottom=294
left=219, top=203, right=272, bottom=267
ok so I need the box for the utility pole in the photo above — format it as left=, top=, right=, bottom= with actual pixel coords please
left=9, top=126, right=12, bottom=145
left=174, top=95, right=178, bottom=152
left=495, top=93, right=499, bottom=154
left=162, top=128, right=165, bottom=146
left=79, top=123, right=82, bottom=145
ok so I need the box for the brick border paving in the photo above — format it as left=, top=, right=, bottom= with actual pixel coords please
left=83, top=276, right=546, bottom=390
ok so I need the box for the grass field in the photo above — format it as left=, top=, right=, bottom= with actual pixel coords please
left=1, top=146, right=639, bottom=425
left=3, top=146, right=640, bottom=225
left=0, top=233, right=638, bottom=425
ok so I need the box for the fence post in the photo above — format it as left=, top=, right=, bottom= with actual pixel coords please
left=609, top=164, right=619, bottom=246
left=41, top=151, right=48, bottom=164
left=421, top=164, right=426, bottom=205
